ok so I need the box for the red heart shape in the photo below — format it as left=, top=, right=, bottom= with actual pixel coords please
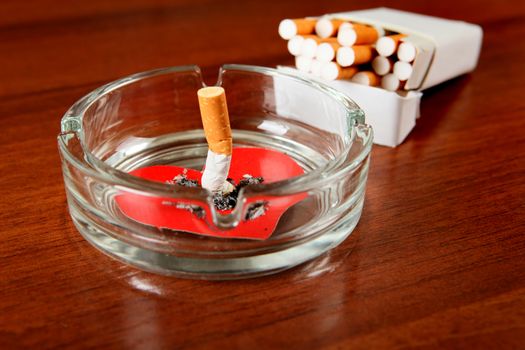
left=115, top=147, right=306, bottom=240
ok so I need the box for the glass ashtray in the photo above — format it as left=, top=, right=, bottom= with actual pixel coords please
left=58, top=64, right=373, bottom=279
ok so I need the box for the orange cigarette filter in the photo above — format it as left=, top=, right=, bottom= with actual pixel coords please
left=197, top=87, right=232, bottom=155
left=376, top=34, right=407, bottom=57
left=335, top=65, right=359, bottom=80
left=320, top=61, right=359, bottom=81
left=322, top=37, right=341, bottom=51
left=353, top=71, right=380, bottom=86
left=353, top=45, right=375, bottom=65
left=279, top=18, right=317, bottom=39
left=291, top=18, right=317, bottom=35
left=389, top=34, right=406, bottom=45
left=316, top=18, right=347, bottom=38
left=352, top=24, right=380, bottom=45
left=302, top=34, right=323, bottom=43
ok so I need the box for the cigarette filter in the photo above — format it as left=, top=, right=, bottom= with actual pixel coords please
left=315, top=18, right=347, bottom=38
left=336, top=45, right=374, bottom=67
left=301, top=35, right=322, bottom=58
left=279, top=18, right=316, bottom=40
left=337, top=23, right=380, bottom=46
left=320, top=62, right=359, bottom=81
left=376, top=34, right=406, bottom=57
left=198, top=87, right=233, bottom=193
left=393, top=61, right=413, bottom=81
left=397, top=41, right=417, bottom=62
left=295, top=55, right=313, bottom=72
left=287, top=35, right=305, bottom=56
left=381, top=73, right=402, bottom=91
left=351, top=71, right=380, bottom=87
left=315, top=39, right=341, bottom=62
left=372, top=56, right=393, bottom=76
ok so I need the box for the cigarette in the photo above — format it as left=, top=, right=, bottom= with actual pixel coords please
left=295, top=55, right=313, bottom=72
left=310, top=58, right=323, bottom=77
left=381, top=73, right=402, bottom=91
left=198, top=87, right=234, bottom=194
left=287, top=35, right=305, bottom=56
left=351, top=71, right=380, bottom=87
left=371, top=56, right=393, bottom=76
left=315, top=18, right=346, bottom=38
left=278, top=18, right=316, bottom=40
left=315, top=38, right=341, bottom=62
left=336, top=45, right=374, bottom=67
left=337, top=23, right=380, bottom=46
left=300, top=35, right=321, bottom=58
left=397, top=41, right=417, bottom=62
left=393, top=61, right=413, bottom=81
left=375, top=34, right=406, bottom=57
left=320, top=61, right=359, bottom=81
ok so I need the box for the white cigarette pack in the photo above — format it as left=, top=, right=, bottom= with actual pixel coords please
left=277, top=8, right=483, bottom=147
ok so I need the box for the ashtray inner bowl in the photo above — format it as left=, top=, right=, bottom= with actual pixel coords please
left=58, top=64, right=373, bottom=279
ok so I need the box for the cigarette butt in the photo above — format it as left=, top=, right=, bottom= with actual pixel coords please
left=295, top=55, right=313, bottom=72
left=336, top=45, right=374, bottom=67
left=320, top=61, right=359, bottom=81
left=315, top=18, right=347, bottom=38
left=337, top=23, right=379, bottom=46
left=351, top=71, right=380, bottom=87
left=381, top=73, right=401, bottom=91
left=279, top=18, right=316, bottom=40
left=397, top=41, right=417, bottom=62
left=316, top=38, right=341, bottom=62
left=376, top=34, right=406, bottom=57
left=372, top=56, right=393, bottom=76
left=310, top=59, right=323, bottom=77
left=393, top=61, right=413, bottom=81
left=301, top=35, right=322, bottom=58
left=287, top=35, right=305, bottom=56
left=198, top=87, right=232, bottom=156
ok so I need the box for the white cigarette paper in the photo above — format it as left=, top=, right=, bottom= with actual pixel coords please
left=201, top=150, right=234, bottom=193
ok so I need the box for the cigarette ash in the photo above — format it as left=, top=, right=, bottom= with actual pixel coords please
left=161, top=201, right=206, bottom=219
left=166, top=169, right=199, bottom=188
left=166, top=172, right=268, bottom=221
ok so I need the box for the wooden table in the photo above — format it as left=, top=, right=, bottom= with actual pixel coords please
left=2, top=1, right=524, bottom=348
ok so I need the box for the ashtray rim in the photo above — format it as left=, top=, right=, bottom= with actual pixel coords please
left=58, top=64, right=373, bottom=199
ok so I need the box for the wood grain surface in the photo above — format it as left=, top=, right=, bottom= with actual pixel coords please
left=1, top=0, right=525, bottom=348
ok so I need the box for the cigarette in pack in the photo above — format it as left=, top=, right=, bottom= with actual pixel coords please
left=287, top=35, right=305, bottom=56
left=315, top=18, right=347, bottom=38
left=351, top=71, right=381, bottom=87
left=372, top=56, right=394, bottom=76
left=336, top=45, right=375, bottom=67
left=376, top=34, right=406, bottom=57
left=397, top=41, right=417, bottom=62
left=320, top=62, right=359, bottom=81
left=301, top=35, right=322, bottom=58
left=279, top=18, right=317, bottom=40
left=295, top=55, right=313, bottom=72
left=393, top=61, right=413, bottom=81
left=315, top=38, right=341, bottom=62
left=337, top=22, right=382, bottom=46
left=381, top=73, right=406, bottom=92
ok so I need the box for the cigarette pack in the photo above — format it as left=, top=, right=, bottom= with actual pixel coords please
left=277, top=8, right=483, bottom=147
